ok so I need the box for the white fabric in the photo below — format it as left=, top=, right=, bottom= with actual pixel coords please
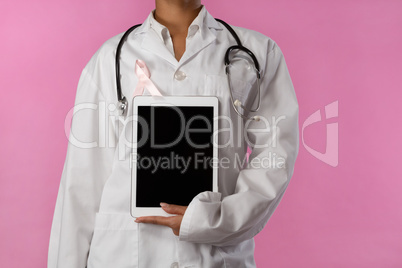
left=48, top=5, right=299, bottom=268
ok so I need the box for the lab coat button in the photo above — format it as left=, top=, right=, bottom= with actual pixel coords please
left=170, top=262, right=179, bottom=268
left=174, top=71, right=186, bottom=81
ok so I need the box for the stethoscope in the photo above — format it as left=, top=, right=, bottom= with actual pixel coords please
left=115, top=18, right=261, bottom=121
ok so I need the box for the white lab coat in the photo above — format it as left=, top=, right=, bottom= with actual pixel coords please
left=48, top=6, right=299, bottom=268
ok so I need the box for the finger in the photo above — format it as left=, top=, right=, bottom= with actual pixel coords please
left=134, top=216, right=173, bottom=227
left=160, top=203, right=187, bottom=215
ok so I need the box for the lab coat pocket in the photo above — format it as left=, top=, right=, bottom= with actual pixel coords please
left=204, top=74, right=231, bottom=106
left=87, top=213, right=138, bottom=268
left=204, top=74, right=255, bottom=113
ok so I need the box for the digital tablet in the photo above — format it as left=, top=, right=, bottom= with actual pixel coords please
left=130, top=96, right=219, bottom=217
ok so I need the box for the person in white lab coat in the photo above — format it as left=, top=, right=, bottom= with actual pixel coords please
left=48, top=0, right=299, bottom=267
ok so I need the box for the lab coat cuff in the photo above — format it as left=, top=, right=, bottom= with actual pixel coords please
left=179, top=196, right=198, bottom=241
left=179, top=191, right=222, bottom=242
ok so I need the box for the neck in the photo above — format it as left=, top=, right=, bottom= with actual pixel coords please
left=154, top=0, right=202, bottom=35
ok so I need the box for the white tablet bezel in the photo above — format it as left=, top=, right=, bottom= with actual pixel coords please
left=130, top=95, right=219, bottom=218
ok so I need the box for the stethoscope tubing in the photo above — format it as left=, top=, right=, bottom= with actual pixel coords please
left=115, top=19, right=261, bottom=120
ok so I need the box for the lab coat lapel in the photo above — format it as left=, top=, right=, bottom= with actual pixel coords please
left=140, top=30, right=178, bottom=67
left=178, top=27, right=217, bottom=66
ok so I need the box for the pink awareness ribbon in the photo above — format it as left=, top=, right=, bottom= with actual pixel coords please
left=133, top=59, right=163, bottom=97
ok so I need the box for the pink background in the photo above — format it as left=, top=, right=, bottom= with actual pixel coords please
left=1, top=0, right=401, bottom=267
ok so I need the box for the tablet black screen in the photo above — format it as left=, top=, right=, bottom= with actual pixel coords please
left=135, top=106, right=214, bottom=207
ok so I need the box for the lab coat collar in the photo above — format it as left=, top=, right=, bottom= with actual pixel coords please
left=134, top=5, right=222, bottom=67
left=134, top=6, right=222, bottom=36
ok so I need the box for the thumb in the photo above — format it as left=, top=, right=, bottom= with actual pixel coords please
left=160, top=203, right=187, bottom=215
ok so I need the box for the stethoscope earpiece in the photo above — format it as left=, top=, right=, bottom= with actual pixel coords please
left=234, top=99, right=242, bottom=107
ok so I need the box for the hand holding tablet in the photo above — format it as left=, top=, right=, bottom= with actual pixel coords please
left=134, top=202, right=187, bottom=236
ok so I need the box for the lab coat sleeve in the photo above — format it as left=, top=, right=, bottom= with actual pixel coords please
left=179, top=43, right=299, bottom=247
left=47, top=65, right=116, bottom=267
